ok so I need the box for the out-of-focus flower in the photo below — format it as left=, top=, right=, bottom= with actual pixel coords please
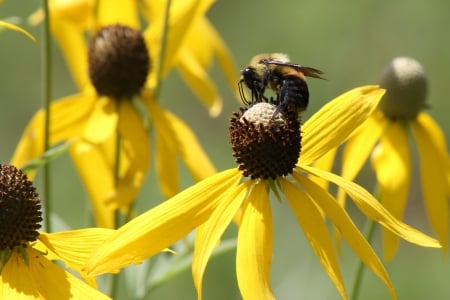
left=332, top=57, right=449, bottom=259
left=85, top=86, right=441, bottom=300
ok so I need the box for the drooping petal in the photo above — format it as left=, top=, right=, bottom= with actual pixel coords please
left=29, top=249, right=111, bottom=299
left=371, top=122, right=411, bottom=260
left=85, top=169, right=242, bottom=276
left=83, top=97, right=118, bottom=144
left=0, top=251, right=37, bottom=298
left=143, top=0, right=215, bottom=87
left=412, top=113, right=449, bottom=252
left=38, top=229, right=115, bottom=274
left=96, top=0, right=139, bottom=28
left=300, top=86, right=385, bottom=165
left=193, top=181, right=250, bottom=299
left=236, top=181, right=274, bottom=300
left=293, top=174, right=397, bottom=299
left=149, top=100, right=216, bottom=198
left=0, top=20, right=37, bottom=42
left=301, top=165, right=441, bottom=248
left=282, top=179, right=347, bottom=300
left=11, top=91, right=96, bottom=171
left=177, top=50, right=223, bottom=116
left=310, top=147, right=337, bottom=192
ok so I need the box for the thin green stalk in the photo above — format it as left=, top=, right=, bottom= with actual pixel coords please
left=152, top=0, right=171, bottom=100
left=350, top=218, right=377, bottom=300
left=42, top=0, right=52, bottom=232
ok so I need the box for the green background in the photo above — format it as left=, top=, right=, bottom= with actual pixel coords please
left=1, top=0, right=449, bottom=299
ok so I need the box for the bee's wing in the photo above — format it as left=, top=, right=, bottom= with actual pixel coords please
left=265, top=61, right=326, bottom=80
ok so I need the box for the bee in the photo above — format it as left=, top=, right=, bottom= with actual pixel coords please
left=238, top=53, right=325, bottom=116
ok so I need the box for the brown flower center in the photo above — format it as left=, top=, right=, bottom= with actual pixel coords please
left=229, top=102, right=301, bottom=180
left=88, top=24, right=151, bottom=100
left=378, top=57, right=428, bottom=120
left=0, top=165, right=42, bottom=251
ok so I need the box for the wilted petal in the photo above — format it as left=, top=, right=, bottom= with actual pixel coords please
left=236, top=182, right=274, bottom=300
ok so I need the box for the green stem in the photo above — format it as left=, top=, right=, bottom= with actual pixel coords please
left=152, top=0, right=171, bottom=100
left=42, top=0, right=52, bottom=232
left=350, top=218, right=377, bottom=300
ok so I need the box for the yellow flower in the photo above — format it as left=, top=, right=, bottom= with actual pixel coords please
left=335, top=57, right=450, bottom=260
left=0, top=164, right=113, bottom=299
left=85, top=86, right=440, bottom=300
left=13, top=0, right=228, bottom=227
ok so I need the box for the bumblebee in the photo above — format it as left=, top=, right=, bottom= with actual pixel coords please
left=238, top=53, right=324, bottom=115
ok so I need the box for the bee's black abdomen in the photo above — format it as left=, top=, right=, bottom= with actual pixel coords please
left=278, top=75, right=309, bottom=113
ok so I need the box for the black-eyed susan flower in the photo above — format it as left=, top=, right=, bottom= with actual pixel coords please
left=0, top=164, right=113, bottom=299
left=85, top=86, right=441, bottom=300
left=13, top=0, right=237, bottom=227
left=335, top=57, right=450, bottom=260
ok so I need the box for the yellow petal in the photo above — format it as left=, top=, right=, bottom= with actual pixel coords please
left=282, top=179, right=347, bottom=300
left=85, top=169, right=242, bottom=276
left=412, top=113, right=449, bottom=252
left=193, top=181, right=250, bottom=299
left=11, top=92, right=95, bottom=170
left=293, top=174, right=397, bottom=299
left=1, top=248, right=110, bottom=299
left=149, top=100, right=216, bottom=198
left=301, top=165, right=441, bottom=248
left=0, top=20, right=37, bottom=43
left=371, top=122, right=411, bottom=260
left=310, top=147, right=337, bottom=192
left=38, top=229, right=115, bottom=274
left=236, top=182, right=274, bottom=300
left=69, top=140, right=117, bottom=228
left=96, top=0, right=139, bottom=28
left=178, top=50, right=223, bottom=117
left=83, top=97, right=118, bottom=144
left=300, top=86, right=385, bottom=165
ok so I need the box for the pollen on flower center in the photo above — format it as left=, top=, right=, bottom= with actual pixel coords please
left=0, top=164, right=42, bottom=250
left=88, top=24, right=151, bottom=100
left=378, top=57, right=428, bottom=120
left=229, top=102, right=301, bottom=180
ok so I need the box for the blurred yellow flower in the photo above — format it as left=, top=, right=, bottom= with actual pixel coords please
left=0, top=164, right=112, bottom=299
left=85, top=86, right=441, bottom=300
left=13, top=0, right=238, bottom=227
left=334, top=57, right=450, bottom=259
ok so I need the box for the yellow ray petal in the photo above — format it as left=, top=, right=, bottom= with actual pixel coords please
left=412, top=113, right=449, bottom=252
left=193, top=181, right=249, bottom=299
left=28, top=249, right=110, bottom=299
left=85, top=169, right=242, bottom=276
left=293, top=174, right=397, bottom=299
left=11, top=92, right=96, bottom=170
left=282, top=179, right=347, bottom=300
left=83, top=97, right=118, bottom=144
left=310, top=147, right=337, bottom=192
left=38, top=229, right=115, bottom=273
left=371, top=122, right=411, bottom=260
left=236, top=182, right=274, bottom=300
left=97, top=0, right=139, bottom=28
left=1, top=251, right=37, bottom=298
left=178, top=50, right=223, bottom=117
left=149, top=101, right=216, bottom=198
left=0, top=20, right=37, bottom=43
left=300, top=165, right=441, bottom=248
left=300, top=86, right=384, bottom=165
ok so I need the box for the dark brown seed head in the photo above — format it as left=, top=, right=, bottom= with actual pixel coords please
left=229, top=102, right=301, bottom=180
left=0, top=165, right=42, bottom=250
left=88, top=24, right=151, bottom=100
